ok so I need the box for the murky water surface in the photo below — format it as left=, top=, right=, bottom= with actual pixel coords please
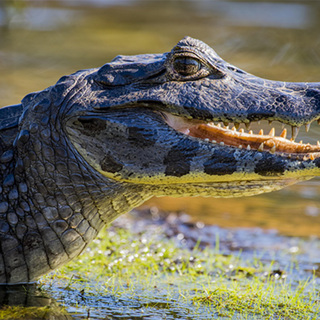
left=1, top=0, right=320, bottom=318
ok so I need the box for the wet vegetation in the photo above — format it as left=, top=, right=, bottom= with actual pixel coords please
left=0, top=209, right=318, bottom=319
left=38, top=210, right=320, bottom=319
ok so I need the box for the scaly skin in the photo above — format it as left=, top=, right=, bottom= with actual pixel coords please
left=0, top=37, right=320, bottom=284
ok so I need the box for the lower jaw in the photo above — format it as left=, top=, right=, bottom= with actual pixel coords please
left=188, top=124, right=320, bottom=161
left=162, top=112, right=320, bottom=161
left=151, top=176, right=312, bottom=198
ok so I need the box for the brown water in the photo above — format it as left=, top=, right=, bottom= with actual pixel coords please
left=1, top=0, right=320, bottom=238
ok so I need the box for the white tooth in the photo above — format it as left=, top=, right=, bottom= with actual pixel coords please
left=299, top=140, right=303, bottom=144
left=212, top=140, right=217, bottom=143
left=258, top=129, right=264, bottom=135
left=217, top=123, right=221, bottom=128
left=239, top=128, right=244, bottom=133
left=270, top=145, right=276, bottom=154
left=310, top=154, right=315, bottom=160
left=249, top=130, right=253, bottom=135
left=291, top=126, right=300, bottom=140
left=280, top=129, right=287, bottom=139
left=204, top=138, right=209, bottom=142
left=238, top=145, right=242, bottom=149
left=269, top=128, right=275, bottom=136
left=257, top=143, right=264, bottom=152
left=220, top=142, right=225, bottom=146
left=317, top=141, right=320, bottom=146
left=247, top=145, right=251, bottom=150
left=232, top=126, right=236, bottom=131
left=305, top=123, right=311, bottom=132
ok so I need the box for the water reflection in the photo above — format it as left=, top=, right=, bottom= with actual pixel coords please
left=0, top=284, right=42, bottom=306
left=0, top=284, right=71, bottom=319
left=193, top=1, right=312, bottom=29
left=5, top=8, right=77, bottom=31
left=66, top=0, right=137, bottom=7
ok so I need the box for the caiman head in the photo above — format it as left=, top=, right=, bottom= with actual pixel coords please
left=29, top=36, right=320, bottom=199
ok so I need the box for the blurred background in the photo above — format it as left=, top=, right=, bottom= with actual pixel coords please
left=1, top=0, right=320, bottom=237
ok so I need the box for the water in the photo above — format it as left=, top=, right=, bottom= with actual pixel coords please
left=194, top=1, right=312, bottom=29
left=1, top=0, right=320, bottom=318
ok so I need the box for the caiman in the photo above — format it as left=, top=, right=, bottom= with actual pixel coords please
left=1, top=37, right=320, bottom=284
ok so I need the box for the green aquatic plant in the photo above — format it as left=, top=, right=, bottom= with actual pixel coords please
left=39, top=217, right=320, bottom=320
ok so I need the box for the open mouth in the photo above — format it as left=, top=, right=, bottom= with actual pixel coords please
left=163, top=112, right=320, bottom=161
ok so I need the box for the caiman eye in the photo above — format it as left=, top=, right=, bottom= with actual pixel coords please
left=173, top=57, right=201, bottom=76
